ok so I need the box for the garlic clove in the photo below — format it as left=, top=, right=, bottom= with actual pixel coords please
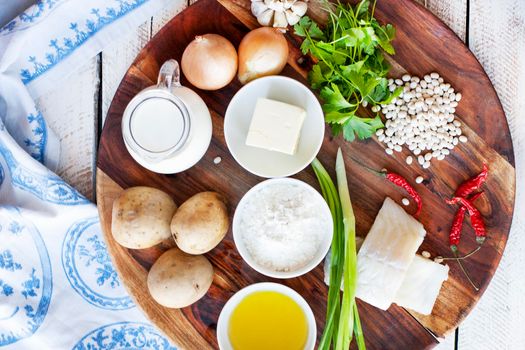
left=285, top=9, right=301, bottom=25
left=251, top=1, right=269, bottom=17
left=273, top=10, right=288, bottom=28
left=267, top=0, right=285, bottom=12
left=283, top=0, right=296, bottom=9
left=291, top=1, right=307, bottom=17
left=257, top=8, right=274, bottom=26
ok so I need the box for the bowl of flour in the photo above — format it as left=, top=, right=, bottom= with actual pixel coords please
left=233, top=178, right=333, bottom=278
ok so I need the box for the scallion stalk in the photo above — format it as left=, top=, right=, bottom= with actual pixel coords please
left=334, top=148, right=358, bottom=350
left=311, top=152, right=366, bottom=350
left=312, top=159, right=344, bottom=349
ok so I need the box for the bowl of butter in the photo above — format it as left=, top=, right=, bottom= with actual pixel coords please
left=224, top=75, right=325, bottom=178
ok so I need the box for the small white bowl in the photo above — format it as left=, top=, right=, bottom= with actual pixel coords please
left=224, top=76, right=325, bottom=178
left=217, top=282, right=316, bottom=350
left=232, top=178, right=333, bottom=279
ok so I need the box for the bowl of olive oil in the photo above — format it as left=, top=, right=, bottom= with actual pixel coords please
left=217, top=282, right=316, bottom=350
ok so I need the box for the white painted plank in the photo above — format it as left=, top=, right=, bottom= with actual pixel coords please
left=101, top=0, right=187, bottom=124
left=35, top=56, right=99, bottom=200
left=458, top=1, right=525, bottom=349
left=435, top=333, right=456, bottom=350
left=101, top=22, right=151, bottom=122
left=425, top=0, right=467, bottom=41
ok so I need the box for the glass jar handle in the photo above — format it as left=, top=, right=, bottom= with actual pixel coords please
left=157, top=59, right=182, bottom=90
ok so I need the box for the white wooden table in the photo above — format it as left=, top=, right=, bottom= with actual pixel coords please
left=33, top=0, right=524, bottom=348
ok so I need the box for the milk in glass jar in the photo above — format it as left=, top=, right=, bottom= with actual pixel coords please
left=121, top=59, right=212, bottom=174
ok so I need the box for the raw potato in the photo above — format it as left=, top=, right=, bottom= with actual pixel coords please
left=147, top=248, right=214, bottom=308
left=112, top=186, right=177, bottom=249
left=171, top=192, right=229, bottom=254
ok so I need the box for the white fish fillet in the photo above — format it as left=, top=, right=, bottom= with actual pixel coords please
left=355, top=197, right=426, bottom=310
left=394, top=255, right=449, bottom=315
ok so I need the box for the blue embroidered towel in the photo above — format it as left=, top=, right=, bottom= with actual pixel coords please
left=0, top=1, right=177, bottom=349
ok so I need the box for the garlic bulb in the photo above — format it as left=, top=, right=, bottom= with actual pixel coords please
left=251, top=0, right=308, bottom=28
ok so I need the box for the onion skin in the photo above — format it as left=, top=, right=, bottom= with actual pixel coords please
left=181, top=34, right=238, bottom=90
left=237, top=27, right=289, bottom=85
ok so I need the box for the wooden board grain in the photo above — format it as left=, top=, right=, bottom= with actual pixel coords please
left=96, top=0, right=516, bottom=348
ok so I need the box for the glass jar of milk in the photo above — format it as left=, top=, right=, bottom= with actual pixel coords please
left=121, top=59, right=212, bottom=174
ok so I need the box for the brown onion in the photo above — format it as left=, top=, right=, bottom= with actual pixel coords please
left=181, top=34, right=237, bottom=90
left=237, top=27, right=289, bottom=85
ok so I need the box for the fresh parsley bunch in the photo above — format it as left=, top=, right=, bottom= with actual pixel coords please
left=294, top=0, right=401, bottom=141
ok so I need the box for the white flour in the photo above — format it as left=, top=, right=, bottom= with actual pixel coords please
left=238, top=182, right=329, bottom=272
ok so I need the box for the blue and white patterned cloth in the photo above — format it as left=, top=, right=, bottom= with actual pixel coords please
left=0, top=1, right=177, bottom=349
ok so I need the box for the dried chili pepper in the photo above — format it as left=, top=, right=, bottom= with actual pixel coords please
left=347, top=157, right=423, bottom=217
left=455, top=163, right=488, bottom=198
left=449, top=207, right=466, bottom=251
left=449, top=192, right=483, bottom=251
left=446, top=196, right=486, bottom=245
left=384, top=172, right=423, bottom=217
left=447, top=192, right=484, bottom=292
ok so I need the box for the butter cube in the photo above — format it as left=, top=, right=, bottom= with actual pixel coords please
left=245, top=98, right=306, bottom=155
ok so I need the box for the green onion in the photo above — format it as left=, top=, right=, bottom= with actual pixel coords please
left=353, top=302, right=366, bottom=350
left=311, top=151, right=366, bottom=350
left=335, top=148, right=358, bottom=350
left=311, top=158, right=344, bottom=349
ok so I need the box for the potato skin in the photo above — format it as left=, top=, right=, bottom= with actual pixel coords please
left=147, top=248, right=213, bottom=308
left=112, top=186, right=177, bottom=249
left=171, top=191, right=229, bottom=254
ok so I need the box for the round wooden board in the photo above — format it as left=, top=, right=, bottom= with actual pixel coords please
left=96, top=0, right=516, bottom=349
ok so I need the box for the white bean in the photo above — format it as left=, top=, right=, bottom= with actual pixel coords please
left=380, top=74, right=463, bottom=163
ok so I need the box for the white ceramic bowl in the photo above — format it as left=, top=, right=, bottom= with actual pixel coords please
left=217, top=282, right=316, bottom=350
left=232, top=178, right=333, bottom=279
left=224, top=76, right=325, bottom=178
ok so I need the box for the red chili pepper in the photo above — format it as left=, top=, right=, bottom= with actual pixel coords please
left=385, top=172, right=422, bottom=217
left=449, top=192, right=483, bottom=251
left=446, top=196, right=486, bottom=245
left=347, top=158, right=424, bottom=217
left=455, top=164, right=488, bottom=198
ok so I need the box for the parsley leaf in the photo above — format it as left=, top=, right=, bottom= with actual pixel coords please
left=294, top=0, right=397, bottom=142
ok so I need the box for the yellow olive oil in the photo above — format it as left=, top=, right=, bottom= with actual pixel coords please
left=228, top=291, right=308, bottom=350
